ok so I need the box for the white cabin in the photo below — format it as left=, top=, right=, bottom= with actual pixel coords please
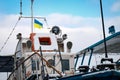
left=13, top=27, right=75, bottom=80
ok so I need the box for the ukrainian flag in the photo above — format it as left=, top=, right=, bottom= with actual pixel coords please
left=34, top=19, right=43, bottom=29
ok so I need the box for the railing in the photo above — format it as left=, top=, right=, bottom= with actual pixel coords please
left=7, top=52, right=62, bottom=80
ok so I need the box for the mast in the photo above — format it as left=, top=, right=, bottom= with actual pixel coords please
left=20, top=0, right=22, bottom=16
left=100, top=0, right=108, bottom=58
left=31, top=0, right=34, bottom=33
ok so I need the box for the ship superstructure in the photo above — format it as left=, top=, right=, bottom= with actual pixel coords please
left=6, top=26, right=75, bottom=80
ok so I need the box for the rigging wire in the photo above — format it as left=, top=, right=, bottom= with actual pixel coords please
left=0, top=17, right=21, bottom=53
left=44, top=18, right=50, bottom=29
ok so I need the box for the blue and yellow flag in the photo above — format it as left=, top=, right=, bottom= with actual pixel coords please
left=34, top=19, right=43, bottom=29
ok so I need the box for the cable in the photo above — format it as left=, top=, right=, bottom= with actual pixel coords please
left=44, top=18, right=51, bottom=29
left=0, top=17, right=21, bottom=53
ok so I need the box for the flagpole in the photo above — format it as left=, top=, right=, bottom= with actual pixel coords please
left=31, top=0, right=34, bottom=33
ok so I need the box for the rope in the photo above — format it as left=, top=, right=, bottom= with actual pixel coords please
left=0, top=17, right=21, bottom=53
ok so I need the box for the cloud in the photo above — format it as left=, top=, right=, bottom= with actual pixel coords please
left=61, top=27, right=101, bottom=52
left=111, top=0, right=120, bottom=12
left=0, top=14, right=19, bottom=28
left=46, top=13, right=101, bottom=29
left=105, top=16, right=120, bottom=33
left=0, top=13, right=120, bottom=54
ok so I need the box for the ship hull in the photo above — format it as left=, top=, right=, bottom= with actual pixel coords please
left=57, top=70, right=120, bottom=80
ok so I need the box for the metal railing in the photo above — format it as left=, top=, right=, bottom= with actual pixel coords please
left=7, top=52, right=62, bottom=80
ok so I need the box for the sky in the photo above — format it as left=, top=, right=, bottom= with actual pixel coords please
left=0, top=0, right=120, bottom=79
left=0, top=0, right=120, bottom=55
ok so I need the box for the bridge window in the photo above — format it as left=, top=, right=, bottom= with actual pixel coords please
left=62, top=59, right=70, bottom=71
left=47, top=59, right=55, bottom=67
left=31, top=59, right=39, bottom=71
left=38, top=37, right=51, bottom=45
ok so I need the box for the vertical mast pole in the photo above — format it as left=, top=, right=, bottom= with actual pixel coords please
left=31, top=0, right=34, bottom=33
left=100, top=0, right=108, bottom=58
left=20, top=0, right=23, bottom=16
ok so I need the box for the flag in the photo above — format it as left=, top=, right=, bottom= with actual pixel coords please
left=34, top=19, right=43, bottom=29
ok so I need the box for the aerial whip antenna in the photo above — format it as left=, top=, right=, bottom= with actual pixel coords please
left=20, top=0, right=23, bottom=16
left=100, top=0, right=108, bottom=58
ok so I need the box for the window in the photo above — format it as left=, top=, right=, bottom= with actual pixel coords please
left=38, top=37, right=51, bottom=45
left=62, top=59, right=70, bottom=71
left=48, top=59, right=55, bottom=67
left=31, top=59, right=39, bottom=70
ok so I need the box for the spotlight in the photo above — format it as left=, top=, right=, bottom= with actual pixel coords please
left=51, top=26, right=61, bottom=35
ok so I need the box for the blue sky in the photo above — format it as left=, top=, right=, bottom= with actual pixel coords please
left=0, top=0, right=120, bottom=17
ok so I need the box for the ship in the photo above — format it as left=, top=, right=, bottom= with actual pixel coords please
left=0, top=0, right=120, bottom=80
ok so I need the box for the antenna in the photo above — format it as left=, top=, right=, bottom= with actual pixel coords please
left=20, top=0, right=34, bottom=33
left=20, top=0, right=23, bottom=16
left=100, top=0, right=108, bottom=58
left=19, top=0, right=49, bottom=32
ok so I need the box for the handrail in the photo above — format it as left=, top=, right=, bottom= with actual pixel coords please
left=35, top=52, right=63, bottom=77
left=7, top=52, right=62, bottom=80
